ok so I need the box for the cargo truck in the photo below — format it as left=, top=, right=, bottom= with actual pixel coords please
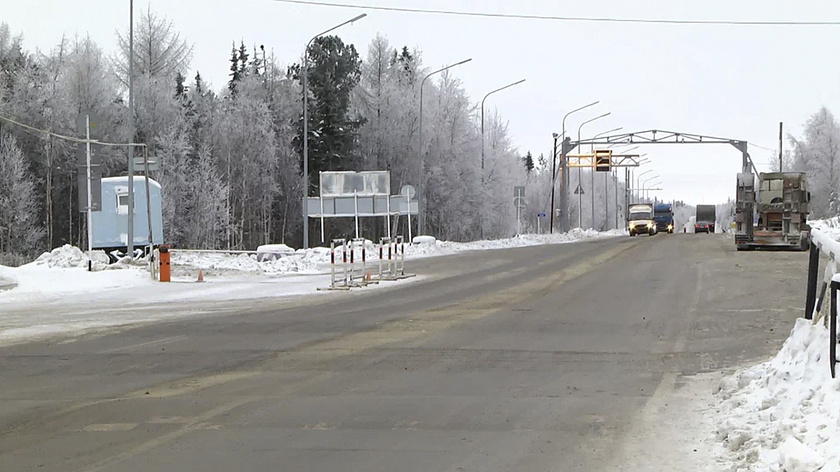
left=734, top=172, right=810, bottom=251
left=653, top=203, right=674, bottom=233
left=627, top=204, right=657, bottom=236
left=695, top=205, right=716, bottom=233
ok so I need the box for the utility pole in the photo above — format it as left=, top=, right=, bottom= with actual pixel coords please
left=779, top=122, right=783, bottom=172
left=127, top=0, right=134, bottom=256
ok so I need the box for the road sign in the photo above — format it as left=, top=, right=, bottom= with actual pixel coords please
left=76, top=144, right=101, bottom=211
left=514, top=185, right=525, bottom=197
left=513, top=197, right=526, bottom=208
left=133, top=156, right=159, bottom=171
left=76, top=111, right=100, bottom=138
left=574, top=184, right=585, bottom=195
left=537, top=212, right=546, bottom=218
left=400, top=184, right=416, bottom=199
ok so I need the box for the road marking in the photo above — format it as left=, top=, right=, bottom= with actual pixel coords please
left=101, top=335, right=187, bottom=353
left=82, top=423, right=137, bottom=432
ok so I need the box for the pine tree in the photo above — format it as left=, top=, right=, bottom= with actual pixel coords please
left=228, top=43, right=239, bottom=93
left=523, top=151, right=534, bottom=174
left=175, top=71, right=186, bottom=98
left=238, top=41, right=249, bottom=77
left=194, top=71, right=203, bottom=95
left=292, top=35, right=363, bottom=192
left=250, top=45, right=262, bottom=76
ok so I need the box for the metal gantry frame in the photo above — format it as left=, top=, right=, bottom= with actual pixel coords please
left=555, top=129, right=758, bottom=232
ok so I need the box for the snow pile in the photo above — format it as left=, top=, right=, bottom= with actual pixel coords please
left=170, top=250, right=324, bottom=275
left=403, top=228, right=624, bottom=259
left=811, top=218, right=840, bottom=241
left=30, top=244, right=110, bottom=270
left=715, top=318, right=840, bottom=471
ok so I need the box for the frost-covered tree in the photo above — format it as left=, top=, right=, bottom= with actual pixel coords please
left=791, top=107, right=840, bottom=218
left=0, top=134, right=44, bottom=255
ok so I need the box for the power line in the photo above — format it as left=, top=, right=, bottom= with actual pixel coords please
left=0, top=114, right=145, bottom=148
left=749, top=143, right=777, bottom=152
left=270, top=0, right=840, bottom=26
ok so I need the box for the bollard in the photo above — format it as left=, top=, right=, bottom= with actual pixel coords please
left=831, top=280, right=838, bottom=378
left=806, top=242, right=820, bottom=320
left=159, top=244, right=171, bottom=282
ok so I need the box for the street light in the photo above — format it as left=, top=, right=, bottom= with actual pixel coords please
left=577, top=112, right=610, bottom=228
left=637, top=169, right=653, bottom=203
left=647, top=181, right=663, bottom=202
left=418, top=58, right=472, bottom=235
left=481, top=79, right=525, bottom=171
left=557, top=101, right=598, bottom=233
left=302, top=13, right=367, bottom=249
left=642, top=175, right=660, bottom=202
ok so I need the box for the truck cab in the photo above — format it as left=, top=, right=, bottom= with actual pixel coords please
left=653, top=203, right=674, bottom=234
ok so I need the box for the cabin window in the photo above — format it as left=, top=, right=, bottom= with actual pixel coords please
left=117, top=192, right=128, bottom=214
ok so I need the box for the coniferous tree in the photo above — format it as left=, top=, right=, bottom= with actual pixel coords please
left=523, top=151, right=534, bottom=174
left=291, top=35, right=363, bottom=193
left=228, top=43, right=239, bottom=93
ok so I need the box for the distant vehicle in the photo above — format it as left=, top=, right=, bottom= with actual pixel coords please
left=735, top=172, right=810, bottom=251
left=627, top=204, right=657, bottom=236
left=695, top=205, right=716, bottom=233
left=653, top=203, right=674, bottom=233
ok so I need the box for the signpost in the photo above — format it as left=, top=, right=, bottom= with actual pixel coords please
left=401, top=184, right=416, bottom=243
left=514, top=186, right=525, bottom=236
left=77, top=112, right=100, bottom=268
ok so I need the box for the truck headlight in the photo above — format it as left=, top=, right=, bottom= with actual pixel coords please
left=647, top=222, right=653, bottom=228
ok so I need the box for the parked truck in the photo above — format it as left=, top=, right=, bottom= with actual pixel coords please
left=653, top=203, right=674, bottom=233
left=627, top=203, right=657, bottom=236
left=695, top=205, right=716, bottom=233
left=734, top=172, right=810, bottom=251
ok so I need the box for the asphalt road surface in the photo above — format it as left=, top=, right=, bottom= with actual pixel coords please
left=0, top=233, right=807, bottom=471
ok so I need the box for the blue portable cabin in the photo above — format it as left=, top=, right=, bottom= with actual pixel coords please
left=653, top=203, right=674, bottom=233
left=90, top=176, right=164, bottom=252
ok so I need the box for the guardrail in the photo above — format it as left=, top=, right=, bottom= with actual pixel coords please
left=805, top=228, right=840, bottom=377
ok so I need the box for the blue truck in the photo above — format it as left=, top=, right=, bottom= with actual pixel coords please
left=653, top=203, right=674, bottom=234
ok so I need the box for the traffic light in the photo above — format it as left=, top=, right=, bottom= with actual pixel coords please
left=594, top=149, right=612, bottom=172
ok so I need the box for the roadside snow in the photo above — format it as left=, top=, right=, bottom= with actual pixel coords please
left=714, top=318, right=840, bottom=472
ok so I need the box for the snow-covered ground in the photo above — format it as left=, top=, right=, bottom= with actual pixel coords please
left=714, top=319, right=840, bottom=472
left=0, top=229, right=622, bottom=345
left=709, top=218, right=840, bottom=472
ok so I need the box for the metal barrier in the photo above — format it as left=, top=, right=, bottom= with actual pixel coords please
left=324, top=236, right=414, bottom=290
left=326, top=238, right=350, bottom=290
left=805, top=228, right=840, bottom=376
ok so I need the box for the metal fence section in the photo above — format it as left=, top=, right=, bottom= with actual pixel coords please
left=805, top=228, right=840, bottom=376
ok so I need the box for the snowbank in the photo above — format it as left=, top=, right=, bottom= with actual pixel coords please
left=811, top=217, right=840, bottom=241
left=715, top=318, right=840, bottom=471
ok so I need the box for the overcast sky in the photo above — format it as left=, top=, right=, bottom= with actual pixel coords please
left=4, top=0, right=840, bottom=205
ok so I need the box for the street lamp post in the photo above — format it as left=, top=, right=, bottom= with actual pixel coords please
left=418, top=58, right=472, bottom=236
left=647, top=181, right=663, bottom=202
left=481, top=79, right=525, bottom=171
left=577, top=112, right=610, bottom=228
left=302, top=13, right=366, bottom=249
left=642, top=175, right=659, bottom=202
left=558, top=101, right=599, bottom=233
left=637, top=169, right=653, bottom=203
